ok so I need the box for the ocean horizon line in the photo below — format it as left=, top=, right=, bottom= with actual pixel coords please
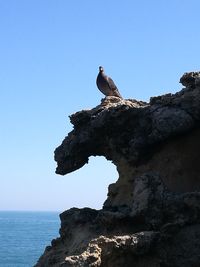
left=0, top=209, right=61, bottom=213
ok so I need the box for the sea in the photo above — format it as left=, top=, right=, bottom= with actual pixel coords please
left=0, top=211, right=60, bottom=267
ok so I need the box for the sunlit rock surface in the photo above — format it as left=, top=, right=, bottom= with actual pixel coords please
left=35, top=72, right=200, bottom=267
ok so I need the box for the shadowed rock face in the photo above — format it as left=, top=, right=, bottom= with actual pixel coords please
left=35, top=72, right=200, bottom=267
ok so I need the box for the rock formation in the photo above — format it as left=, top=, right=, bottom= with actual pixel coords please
left=35, top=72, right=200, bottom=267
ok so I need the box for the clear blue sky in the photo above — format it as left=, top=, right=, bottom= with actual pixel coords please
left=1, top=0, right=199, bottom=211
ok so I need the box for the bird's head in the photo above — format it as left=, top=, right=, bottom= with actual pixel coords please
left=99, top=66, right=104, bottom=72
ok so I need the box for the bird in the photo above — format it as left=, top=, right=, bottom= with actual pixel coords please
left=96, top=66, right=122, bottom=98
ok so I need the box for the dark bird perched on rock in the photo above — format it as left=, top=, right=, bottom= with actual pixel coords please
left=96, top=66, right=122, bottom=98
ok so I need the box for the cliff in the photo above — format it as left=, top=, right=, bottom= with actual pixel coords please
left=35, top=72, right=200, bottom=267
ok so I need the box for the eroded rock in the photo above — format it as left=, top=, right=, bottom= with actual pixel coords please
left=35, top=72, right=200, bottom=267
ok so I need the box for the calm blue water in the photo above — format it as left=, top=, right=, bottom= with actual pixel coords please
left=0, top=211, right=60, bottom=267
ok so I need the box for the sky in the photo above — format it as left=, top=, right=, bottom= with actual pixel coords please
left=1, top=0, right=200, bottom=211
